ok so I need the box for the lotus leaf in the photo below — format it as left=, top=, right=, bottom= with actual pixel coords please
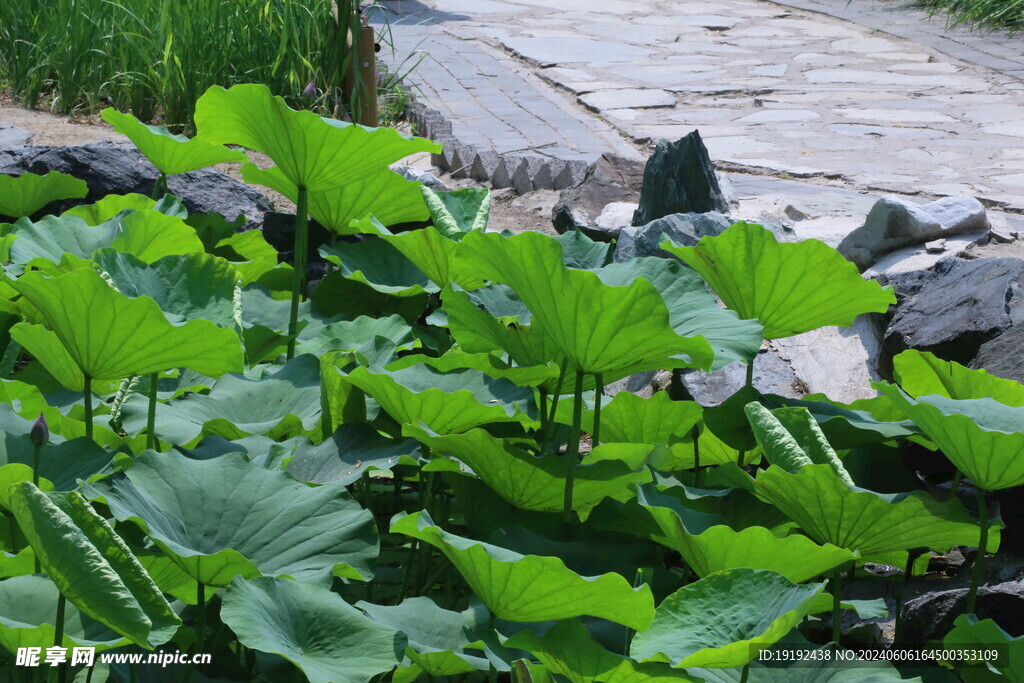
left=195, top=83, right=438, bottom=191
left=877, top=384, right=1024, bottom=491
left=390, top=511, right=655, bottom=630
left=942, top=615, right=1023, bottom=681
left=893, top=350, right=1024, bottom=404
left=756, top=463, right=997, bottom=555
left=663, top=222, right=896, bottom=339
left=422, top=186, right=490, bottom=237
left=221, top=576, right=405, bottom=683
left=8, top=484, right=180, bottom=648
left=358, top=597, right=489, bottom=677
left=10, top=268, right=243, bottom=390
left=409, top=424, right=647, bottom=513
left=321, top=237, right=437, bottom=296
left=102, top=108, right=246, bottom=175
left=84, top=450, right=378, bottom=586
left=340, top=364, right=536, bottom=434
left=455, top=230, right=713, bottom=376
left=630, top=569, right=826, bottom=668
left=241, top=163, right=428, bottom=234
left=286, top=423, right=421, bottom=485
left=0, top=171, right=88, bottom=218
left=0, top=575, right=129, bottom=654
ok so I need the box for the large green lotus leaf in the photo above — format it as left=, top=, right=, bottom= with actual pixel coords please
left=10, top=268, right=243, bottom=390
left=195, top=83, right=439, bottom=191
left=408, top=424, right=646, bottom=513
left=286, top=423, right=421, bottom=485
left=214, top=229, right=290, bottom=287
left=506, top=619, right=700, bottom=683
left=942, top=615, right=1023, bottom=681
left=594, top=256, right=763, bottom=370
left=122, top=354, right=321, bottom=444
left=745, top=403, right=855, bottom=486
left=108, top=209, right=204, bottom=263
left=422, top=187, right=490, bottom=238
left=763, top=393, right=914, bottom=449
left=664, top=222, right=896, bottom=339
left=7, top=214, right=119, bottom=267
left=242, top=163, right=428, bottom=234
left=587, top=391, right=702, bottom=445
left=340, top=364, right=536, bottom=434
left=0, top=171, right=88, bottom=217
left=876, top=384, right=1024, bottom=491
left=102, top=108, right=246, bottom=175
left=61, top=193, right=161, bottom=224
left=455, top=230, right=713, bottom=376
left=386, top=350, right=558, bottom=389
left=312, top=270, right=429, bottom=324
left=591, top=486, right=853, bottom=583
left=8, top=484, right=180, bottom=648
left=85, top=450, right=378, bottom=586
left=358, top=597, right=489, bottom=676
left=321, top=237, right=437, bottom=296
left=93, top=249, right=239, bottom=326
left=756, top=463, right=996, bottom=555
left=294, top=314, right=416, bottom=358
left=631, top=569, right=825, bottom=669
left=553, top=230, right=615, bottom=269
left=894, top=350, right=1024, bottom=404
left=0, top=575, right=129, bottom=654
left=391, top=510, right=655, bottom=630
left=221, top=576, right=404, bottom=683
left=355, top=217, right=486, bottom=290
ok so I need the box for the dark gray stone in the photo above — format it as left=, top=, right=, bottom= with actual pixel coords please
left=491, top=154, right=524, bottom=190
left=972, top=325, right=1024, bottom=383
left=551, top=153, right=645, bottom=237
left=839, top=195, right=990, bottom=271
left=0, top=141, right=269, bottom=227
left=511, top=156, right=548, bottom=195
left=614, top=212, right=736, bottom=261
left=470, top=150, right=500, bottom=182
left=902, top=582, right=1024, bottom=643
left=448, top=144, right=476, bottom=179
left=631, top=130, right=730, bottom=227
left=880, top=257, right=1024, bottom=376
left=552, top=159, right=590, bottom=191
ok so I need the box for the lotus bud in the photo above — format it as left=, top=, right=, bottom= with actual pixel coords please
left=30, top=413, right=48, bottom=448
left=302, top=80, right=317, bottom=98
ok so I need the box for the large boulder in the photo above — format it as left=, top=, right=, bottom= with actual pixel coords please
left=631, top=130, right=730, bottom=226
left=839, top=195, right=989, bottom=271
left=613, top=212, right=734, bottom=262
left=551, top=153, right=645, bottom=240
left=972, top=324, right=1024, bottom=383
left=878, top=257, right=1024, bottom=376
left=0, top=140, right=270, bottom=228
left=901, top=582, right=1024, bottom=643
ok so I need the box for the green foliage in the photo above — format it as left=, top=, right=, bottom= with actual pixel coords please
left=0, top=171, right=88, bottom=218
left=0, top=83, right=1006, bottom=682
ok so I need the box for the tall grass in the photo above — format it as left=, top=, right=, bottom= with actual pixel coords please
left=912, top=0, right=1024, bottom=33
left=0, top=0, right=386, bottom=130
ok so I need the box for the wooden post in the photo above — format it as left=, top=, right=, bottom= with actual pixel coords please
left=355, top=21, right=378, bottom=126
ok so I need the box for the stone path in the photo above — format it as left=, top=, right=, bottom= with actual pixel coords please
left=376, top=0, right=1024, bottom=211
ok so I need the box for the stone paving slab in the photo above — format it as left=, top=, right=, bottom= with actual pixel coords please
left=376, top=0, right=1024, bottom=210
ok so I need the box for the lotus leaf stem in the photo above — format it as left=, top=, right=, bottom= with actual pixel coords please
left=967, top=486, right=989, bottom=614
left=949, top=470, right=963, bottom=500
left=544, top=361, right=569, bottom=452
left=195, top=562, right=206, bottom=656
left=592, top=373, right=604, bottom=448
left=739, top=663, right=750, bottom=683
left=745, top=356, right=755, bottom=387
left=83, top=376, right=94, bottom=442
left=54, top=593, right=66, bottom=683
left=146, top=372, right=159, bottom=451
left=831, top=567, right=843, bottom=644
left=692, top=425, right=702, bottom=488
left=562, top=372, right=585, bottom=536
left=287, top=186, right=309, bottom=359
left=151, top=172, right=167, bottom=200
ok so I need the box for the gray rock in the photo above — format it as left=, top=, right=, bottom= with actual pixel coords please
left=0, top=141, right=269, bottom=227
left=902, top=582, right=1024, bottom=644
left=552, top=159, right=590, bottom=191
left=0, top=125, right=35, bottom=149
left=632, top=130, right=730, bottom=226
left=680, top=352, right=804, bottom=407
left=491, top=154, right=524, bottom=190
left=839, top=195, right=990, bottom=271
left=925, top=239, right=946, bottom=253
left=614, top=212, right=735, bottom=261
left=392, top=165, right=451, bottom=192
left=470, top=150, right=500, bottom=183
left=551, top=153, right=645, bottom=238
left=511, top=155, right=548, bottom=195
left=592, top=202, right=638, bottom=240
left=448, top=144, right=476, bottom=179
left=972, top=324, right=1024, bottom=383
left=879, top=257, right=1024, bottom=376
left=603, top=369, right=673, bottom=399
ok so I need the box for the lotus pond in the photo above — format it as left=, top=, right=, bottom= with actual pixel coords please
left=0, top=84, right=1018, bottom=682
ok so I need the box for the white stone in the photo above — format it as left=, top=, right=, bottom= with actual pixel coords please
left=579, top=88, right=676, bottom=111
